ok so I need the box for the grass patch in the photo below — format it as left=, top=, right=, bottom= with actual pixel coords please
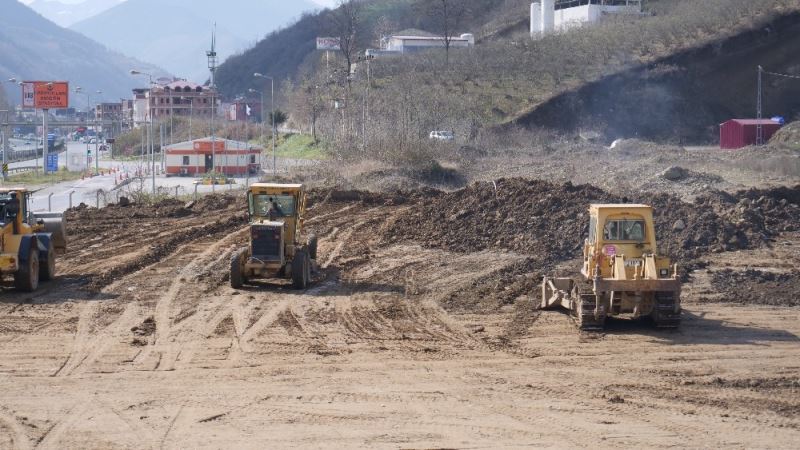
left=6, top=169, right=84, bottom=185
left=273, top=134, right=328, bottom=160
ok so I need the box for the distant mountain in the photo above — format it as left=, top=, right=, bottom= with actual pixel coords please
left=71, top=0, right=319, bottom=83
left=0, top=0, right=166, bottom=108
left=27, top=0, right=124, bottom=28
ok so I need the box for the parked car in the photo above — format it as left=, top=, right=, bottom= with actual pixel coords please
left=429, top=130, right=455, bottom=141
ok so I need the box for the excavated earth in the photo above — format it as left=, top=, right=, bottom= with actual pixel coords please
left=0, top=179, right=798, bottom=448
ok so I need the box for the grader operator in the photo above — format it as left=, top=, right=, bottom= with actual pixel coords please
left=0, top=188, right=66, bottom=291
left=541, top=203, right=681, bottom=330
left=230, top=183, right=317, bottom=289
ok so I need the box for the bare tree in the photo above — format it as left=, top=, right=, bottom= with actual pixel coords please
left=330, top=0, right=363, bottom=78
left=373, top=15, right=397, bottom=49
left=415, top=0, right=469, bottom=65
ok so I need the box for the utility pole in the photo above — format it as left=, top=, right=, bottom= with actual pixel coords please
left=757, top=65, right=764, bottom=146
left=131, top=70, right=156, bottom=192
left=2, top=109, right=9, bottom=181
left=207, top=26, right=218, bottom=187
left=254, top=73, right=275, bottom=177
left=95, top=90, right=102, bottom=175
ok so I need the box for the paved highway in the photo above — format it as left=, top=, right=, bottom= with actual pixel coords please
left=11, top=142, right=256, bottom=213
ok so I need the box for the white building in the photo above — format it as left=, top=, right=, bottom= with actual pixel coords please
left=386, top=33, right=475, bottom=54
left=531, top=0, right=642, bottom=37
left=367, top=30, right=475, bottom=56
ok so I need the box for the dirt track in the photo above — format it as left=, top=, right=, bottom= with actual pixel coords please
left=0, top=185, right=799, bottom=448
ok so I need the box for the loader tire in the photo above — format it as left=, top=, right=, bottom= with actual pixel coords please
left=40, top=239, right=56, bottom=282
left=230, top=248, right=247, bottom=289
left=15, top=246, right=40, bottom=292
left=307, top=234, right=318, bottom=260
left=292, top=250, right=310, bottom=290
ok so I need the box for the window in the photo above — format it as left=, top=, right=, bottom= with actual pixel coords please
left=249, top=155, right=256, bottom=164
left=182, top=156, right=190, bottom=165
left=603, top=219, right=646, bottom=241
left=250, top=194, right=296, bottom=218
left=588, top=216, right=597, bottom=243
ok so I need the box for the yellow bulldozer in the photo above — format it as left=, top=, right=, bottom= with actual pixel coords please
left=230, top=183, right=317, bottom=289
left=541, top=203, right=681, bottom=330
left=0, top=188, right=67, bottom=291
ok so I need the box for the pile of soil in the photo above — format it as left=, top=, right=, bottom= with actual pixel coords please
left=710, top=269, right=800, bottom=307
left=66, top=198, right=192, bottom=224
left=191, top=193, right=241, bottom=213
left=769, top=120, right=800, bottom=148
left=382, top=178, right=800, bottom=265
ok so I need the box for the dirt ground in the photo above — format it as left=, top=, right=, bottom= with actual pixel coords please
left=0, top=180, right=799, bottom=448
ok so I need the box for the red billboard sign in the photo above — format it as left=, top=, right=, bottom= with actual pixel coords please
left=22, top=81, right=70, bottom=109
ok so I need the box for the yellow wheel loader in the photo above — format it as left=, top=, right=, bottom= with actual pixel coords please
left=0, top=189, right=67, bottom=292
left=541, top=204, right=680, bottom=330
left=230, top=183, right=317, bottom=290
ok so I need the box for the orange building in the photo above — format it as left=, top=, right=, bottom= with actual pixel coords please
left=164, top=138, right=262, bottom=176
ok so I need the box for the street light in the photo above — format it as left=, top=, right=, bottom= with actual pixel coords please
left=254, top=72, right=275, bottom=177
left=130, top=70, right=156, bottom=194
left=248, top=88, right=265, bottom=169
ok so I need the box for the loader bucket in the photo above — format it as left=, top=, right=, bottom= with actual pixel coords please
left=35, top=212, right=67, bottom=253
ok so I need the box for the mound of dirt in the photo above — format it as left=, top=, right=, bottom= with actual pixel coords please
left=382, top=178, right=800, bottom=266
left=710, top=269, right=800, bottom=306
left=769, top=120, right=800, bottom=148
left=383, top=178, right=613, bottom=265
left=191, top=193, right=242, bottom=213
left=65, top=198, right=192, bottom=223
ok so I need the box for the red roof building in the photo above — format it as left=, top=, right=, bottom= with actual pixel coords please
left=719, top=119, right=782, bottom=149
left=164, top=138, right=261, bottom=176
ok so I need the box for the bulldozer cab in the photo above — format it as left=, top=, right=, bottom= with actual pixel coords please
left=583, top=204, right=661, bottom=279
left=247, top=183, right=306, bottom=245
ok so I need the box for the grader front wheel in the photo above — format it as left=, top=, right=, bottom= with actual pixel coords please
left=230, top=248, right=248, bottom=289
left=292, top=250, right=311, bottom=289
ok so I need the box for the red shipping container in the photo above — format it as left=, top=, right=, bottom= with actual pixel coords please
left=719, top=119, right=781, bottom=149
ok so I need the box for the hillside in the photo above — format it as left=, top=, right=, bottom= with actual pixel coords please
left=72, top=0, right=319, bottom=82
left=216, top=0, right=800, bottom=148
left=27, top=0, right=123, bottom=28
left=0, top=0, right=164, bottom=107
left=513, top=11, right=800, bottom=143
left=215, top=0, right=513, bottom=98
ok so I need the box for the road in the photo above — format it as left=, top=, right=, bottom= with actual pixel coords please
left=3, top=142, right=264, bottom=213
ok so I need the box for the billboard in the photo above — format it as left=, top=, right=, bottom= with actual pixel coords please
left=316, top=37, right=341, bottom=51
left=21, top=81, right=70, bottom=109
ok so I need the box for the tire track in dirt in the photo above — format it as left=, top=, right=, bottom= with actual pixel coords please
left=138, top=226, right=249, bottom=372
left=53, top=302, right=139, bottom=377
left=0, top=407, right=31, bottom=450
left=35, top=401, right=92, bottom=450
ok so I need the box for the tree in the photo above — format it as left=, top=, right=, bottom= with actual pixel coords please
left=269, top=110, right=288, bottom=128
left=415, top=0, right=468, bottom=65
left=330, top=0, right=362, bottom=78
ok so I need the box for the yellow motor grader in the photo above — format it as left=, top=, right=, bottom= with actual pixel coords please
left=541, top=204, right=681, bottom=330
left=230, top=183, right=317, bottom=289
left=0, top=188, right=67, bottom=291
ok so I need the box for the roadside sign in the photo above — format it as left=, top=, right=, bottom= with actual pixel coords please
left=105, top=138, right=116, bottom=144
left=21, top=81, right=70, bottom=109
left=46, top=153, right=58, bottom=172
left=2, top=164, right=7, bottom=175
left=316, top=37, right=341, bottom=51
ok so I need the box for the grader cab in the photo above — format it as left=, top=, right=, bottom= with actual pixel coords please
left=541, top=204, right=681, bottom=330
left=230, top=183, right=317, bottom=289
left=0, top=188, right=67, bottom=292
